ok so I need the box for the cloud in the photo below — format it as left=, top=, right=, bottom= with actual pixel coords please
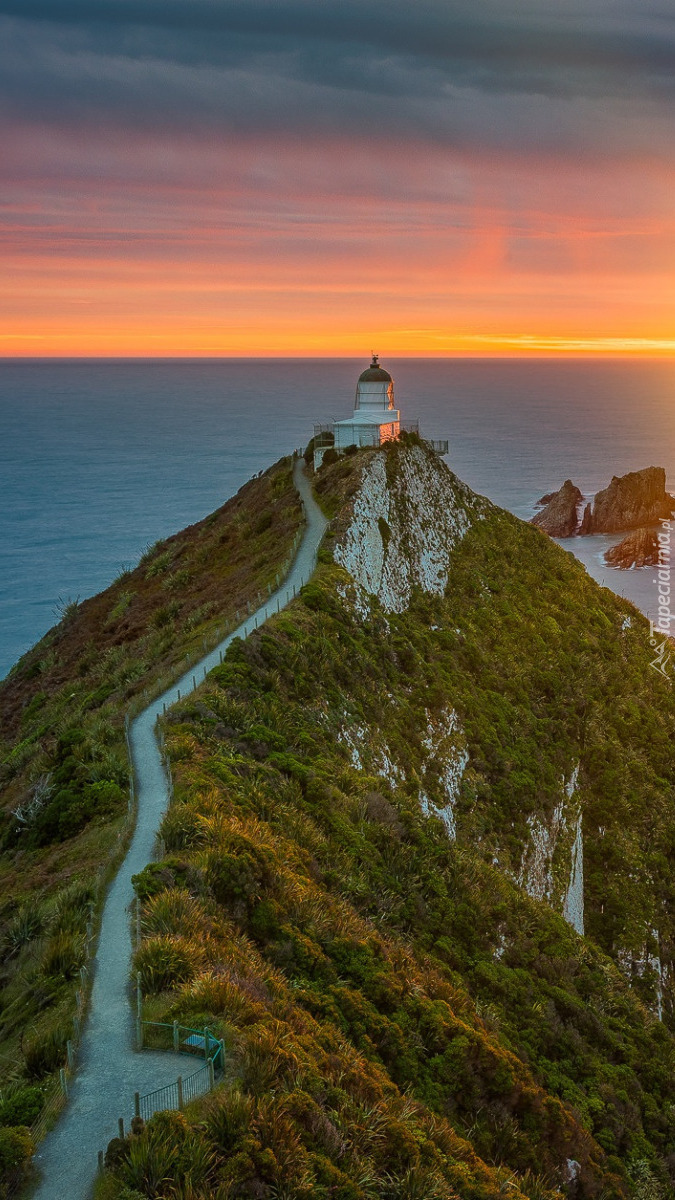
left=1, top=0, right=673, bottom=359
left=0, top=1, right=672, bottom=159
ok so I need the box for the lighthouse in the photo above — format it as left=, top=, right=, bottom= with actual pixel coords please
left=313, top=356, right=447, bottom=469
left=332, top=354, right=401, bottom=451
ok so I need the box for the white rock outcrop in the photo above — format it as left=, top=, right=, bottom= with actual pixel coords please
left=334, top=444, right=483, bottom=613
left=337, top=704, right=469, bottom=841
left=418, top=708, right=469, bottom=840
left=563, top=812, right=584, bottom=935
left=519, top=765, right=584, bottom=934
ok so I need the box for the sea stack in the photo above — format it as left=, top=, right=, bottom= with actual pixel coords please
left=604, top=527, right=659, bottom=569
left=533, top=466, right=674, bottom=539
left=590, top=467, right=674, bottom=534
left=530, top=479, right=582, bottom=537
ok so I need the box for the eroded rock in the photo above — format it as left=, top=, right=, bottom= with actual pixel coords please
left=604, top=526, right=659, bottom=569
left=592, top=467, right=673, bottom=534
left=530, top=480, right=582, bottom=537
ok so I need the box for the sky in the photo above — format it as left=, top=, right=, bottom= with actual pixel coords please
left=1, top=0, right=674, bottom=356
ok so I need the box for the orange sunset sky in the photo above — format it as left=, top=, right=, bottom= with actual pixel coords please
left=1, top=1, right=674, bottom=357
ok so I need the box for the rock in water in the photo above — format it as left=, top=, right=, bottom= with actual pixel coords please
left=530, top=480, right=582, bottom=537
left=604, top=527, right=659, bottom=569
left=591, top=467, right=673, bottom=534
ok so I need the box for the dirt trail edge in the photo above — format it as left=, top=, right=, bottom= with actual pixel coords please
left=31, top=459, right=327, bottom=1200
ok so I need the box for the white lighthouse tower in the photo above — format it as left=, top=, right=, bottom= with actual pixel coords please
left=332, top=354, right=401, bottom=451
left=313, top=355, right=447, bottom=469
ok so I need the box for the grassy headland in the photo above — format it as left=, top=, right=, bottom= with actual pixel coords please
left=3, top=440, right=675, bottom=1199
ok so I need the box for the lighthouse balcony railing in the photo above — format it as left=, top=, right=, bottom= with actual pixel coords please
left=313, top=424, right=335, bottom=447
left=429, top=439, right=449, bottom=455
left=400, top=420, right=420, bottom=434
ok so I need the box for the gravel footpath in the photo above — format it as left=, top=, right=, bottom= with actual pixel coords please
left=31, top=459, right=327, bottom=1199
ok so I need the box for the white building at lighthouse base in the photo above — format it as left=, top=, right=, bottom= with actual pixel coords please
left=313, top=355, right=447, bottom=470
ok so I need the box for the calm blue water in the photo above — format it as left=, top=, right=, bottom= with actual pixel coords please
left=1, top=358, right=674, bottom=679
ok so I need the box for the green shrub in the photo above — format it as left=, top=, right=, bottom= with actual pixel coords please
left=107, top=591, right=133, bottom=624
left=3, top=904, right=44, bottom=954
left=24, top=1029, right=67, bottom=1079
left=144, top=550, right=172, bottom=578
left=0, top=1125, right=33, bottom=1172
left=132, top=858, right=192, bottom=901
left=41, top=930, right=84, bottom=980
left=162, top=569, right=191, bottom=593
left=253, top=512, right=273, bottom=535
left=44, top=878, right=95, bottom=933
left=28, top=778, right=125, bottom=846
left=206, top=836, right=275, bottom=913
left=0, top=1086, right=43, bottom=1129
left=201, top=1089, right=252, bottom=1153
left=134, top=936, right=200, bottom=993
left=142, top=889, right=204, bottom=939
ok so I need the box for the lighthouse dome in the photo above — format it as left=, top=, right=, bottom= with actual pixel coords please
left=358, top=357, right=392, bottom=384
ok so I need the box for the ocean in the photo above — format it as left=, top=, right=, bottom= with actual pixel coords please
left=1, top=357, right=674, bottom=680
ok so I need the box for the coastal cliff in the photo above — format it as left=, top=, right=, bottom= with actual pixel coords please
left=2, top=440, right=675, bottom=1199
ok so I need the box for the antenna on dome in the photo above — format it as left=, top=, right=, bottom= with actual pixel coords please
left=371, top=351, right=379, bottom=367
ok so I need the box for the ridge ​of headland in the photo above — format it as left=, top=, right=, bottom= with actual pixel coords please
left=2, top=438, right=675, bottom=1199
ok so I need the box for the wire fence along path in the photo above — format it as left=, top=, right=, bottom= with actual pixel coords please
left=131, top=1023, right=225, bottom=1124
left=30, top=458, right=328, bottom=1200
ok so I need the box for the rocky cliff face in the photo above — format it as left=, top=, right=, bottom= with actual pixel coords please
left=530, top=480, right=583, bottom=537
left=333, top=444, right=594, bottom=941
left=327, top=441, right=675, bottom=1022
left=333, top=442, right=487, bottom=614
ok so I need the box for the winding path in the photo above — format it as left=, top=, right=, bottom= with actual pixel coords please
left=31, top=459, right=327, bottom=1200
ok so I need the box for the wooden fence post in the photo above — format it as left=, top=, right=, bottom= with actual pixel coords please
left=173, top=1021, right=179, bottom=1052
left=136, top=972, right=143, bottom=1049
left=134, top=1092, right=140, bottom=1119
left=118, top=1117, right=125, bottom=1140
